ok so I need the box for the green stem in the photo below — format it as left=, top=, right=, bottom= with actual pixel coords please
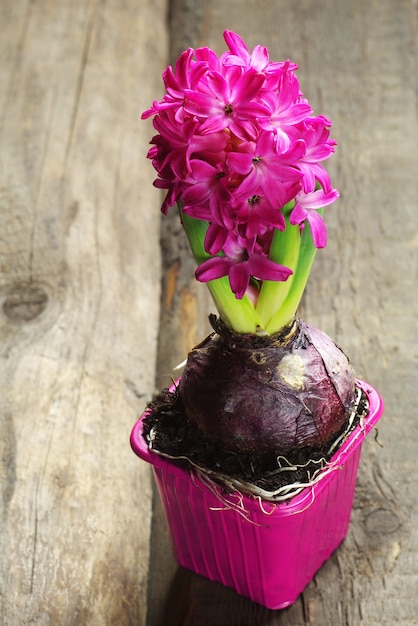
left=265, top=218, right=319, bottom=334
left=256, top=212, right=301, bottom=329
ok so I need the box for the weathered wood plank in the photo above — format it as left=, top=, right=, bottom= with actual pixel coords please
left=149, top=0, right=418, bottom=624
left=0, top=1, right=168, bottom=624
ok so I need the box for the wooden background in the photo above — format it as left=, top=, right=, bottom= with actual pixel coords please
left=1, top=0, right=417, bottom=624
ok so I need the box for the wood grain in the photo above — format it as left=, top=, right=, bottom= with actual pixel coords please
left=0, top=1, right=167, bottom=624
left=149, top=1, right=418, bottom=625
left=2, top=0, right=417, bottom=624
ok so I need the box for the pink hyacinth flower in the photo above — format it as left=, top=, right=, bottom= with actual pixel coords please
left=195, top=234, right=293, bottom=299
left=290, top=188, right=340, bottom=248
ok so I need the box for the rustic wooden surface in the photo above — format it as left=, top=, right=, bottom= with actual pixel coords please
left=0, top=1, right=167, bottom=624
left=1, top=0, right=417, bottom=625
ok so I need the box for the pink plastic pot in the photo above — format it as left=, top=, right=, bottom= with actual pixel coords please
left=131, top=379, right=383, bottom=610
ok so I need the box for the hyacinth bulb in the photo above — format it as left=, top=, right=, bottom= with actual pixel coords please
left=178, top=318, right=356, bottom=458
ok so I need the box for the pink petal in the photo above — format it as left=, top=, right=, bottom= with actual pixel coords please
left=229, top=118, right=258, bottom=141
left=181, top=181, right=211, bottom=205
left=196, top=47, right=220, bottom=70
left=249, top=254, right=293, bottom=282
left=290, top=203, right=328, bottom=248
left=305, top=209, right=328, bottom=248
left=251, top=45, right=269, bottom=70
left=300, top=188, right=340, bottom=209
left=183, top=89, right=220, bottom=118
left=182, top=202, right=212, bottom=221
left=235, top=101, right=270, bottom=119
left=200, top=113, right=230, bottom=134
left=223, top=30, right=250, bottom=60
left=205, top=71, right=230, bottom=102
left=233, top=69, right=265, bottom=103
left=289, top=203, right=308, bottom=225
left=204, top=223, right=229, bottom=255
left=227, top=151, right=253, bottom=175
left=195, top=257, right=232, bottom=282
left=228, top=263, right=251, bottom=299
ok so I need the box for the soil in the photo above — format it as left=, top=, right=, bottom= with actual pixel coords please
left=142, top=383, right=369, bottom=497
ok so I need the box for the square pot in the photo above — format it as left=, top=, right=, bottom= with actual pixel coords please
left=131, top=379, right=383, bottom=609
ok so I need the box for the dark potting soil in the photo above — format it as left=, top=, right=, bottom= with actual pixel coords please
left=142, top=384, right=369, bottom=496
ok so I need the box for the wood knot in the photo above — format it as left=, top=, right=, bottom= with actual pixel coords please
left=364, top=508, right=401, bottom=535
left=3, top=283, right=48, bottom=321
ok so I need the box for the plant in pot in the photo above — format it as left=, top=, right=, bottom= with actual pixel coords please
left=131, top=30, right=384, bottom=610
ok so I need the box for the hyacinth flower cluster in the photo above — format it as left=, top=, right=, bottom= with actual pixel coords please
left=142, top=30, right=339, bottom=334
